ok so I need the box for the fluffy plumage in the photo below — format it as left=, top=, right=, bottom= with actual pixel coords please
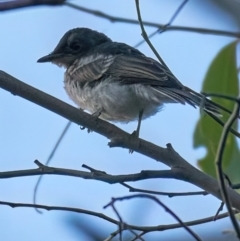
left=37, top=28, right=224, bottom=135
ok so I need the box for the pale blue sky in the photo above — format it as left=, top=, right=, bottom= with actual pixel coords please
left=0, top=0, right=239, bottom=240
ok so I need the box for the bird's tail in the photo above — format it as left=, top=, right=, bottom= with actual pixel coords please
left=182, top=86, right=233, bottom=116
left=181, top=86, right=240, bottom=137
left=153, top=84, right=240, bottom=136
left=154, top=84, right=237, bottom=119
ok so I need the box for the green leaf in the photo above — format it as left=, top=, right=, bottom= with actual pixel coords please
left=193, top=41, right=240, bottom=183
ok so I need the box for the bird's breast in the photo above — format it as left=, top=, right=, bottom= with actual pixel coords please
left=64, top=74, right=163, bottom=123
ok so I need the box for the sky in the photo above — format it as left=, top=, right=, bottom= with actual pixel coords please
left=0, top=0, right=239, bottom=240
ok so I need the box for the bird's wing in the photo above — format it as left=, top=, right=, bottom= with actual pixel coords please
left=106, top=53, right=183, bottom=88
left=67, top=44, right=181, bottom=89
left=67, top=54, right=115, bottom=83
left=66, top=49, right=189, bottom=104
left=107, top=55, right=167, bottom=81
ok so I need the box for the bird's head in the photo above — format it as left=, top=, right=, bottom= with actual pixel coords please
left=37, top=28, right=112, bottom=68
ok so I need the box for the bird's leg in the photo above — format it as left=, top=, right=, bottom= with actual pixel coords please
left=131, top=109, right=143, bottom=138
left=79, top=108, right=86, bottom=130
left=136, top=109, right=143, bottom=137
left=129, top=110, right=143, bottom=153
left=92, top=108, right=103, bottom=119
left=87, top=108, right=103, bottom=133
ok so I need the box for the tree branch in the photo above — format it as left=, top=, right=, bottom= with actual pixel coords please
left=215, top=96, right=240, bottom=238
left=1, top=70, right=240, bottom=210
left=0, top=160, right=175, bottom=183
left=0, top=200, right=238, bottom=232
left=104, top=194, right=202, bottom=241
left=0, top=0, right=64, bottom=11
left=64, top=3, right=240, bottom=38
left=121, top=183, right=208, bottom=197
left=135, top=0, right=168, bottom=68
left=1, top=1, right=240, bottom=38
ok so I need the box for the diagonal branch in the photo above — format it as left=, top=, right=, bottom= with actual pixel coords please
left=1, top=70, right=240, bottom=210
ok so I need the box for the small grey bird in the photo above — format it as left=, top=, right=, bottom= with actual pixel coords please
left=37, top=28, right=227, bottom=136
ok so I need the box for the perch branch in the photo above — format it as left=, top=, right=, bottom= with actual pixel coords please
left=1, top=71, right=240, bottom=210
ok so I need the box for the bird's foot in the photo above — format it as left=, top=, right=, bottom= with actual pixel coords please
left=80, top=108, right=103, bottom=133
left=128, top=130, right=140, bottom=154
left=92, top=108, right=103, bottom=119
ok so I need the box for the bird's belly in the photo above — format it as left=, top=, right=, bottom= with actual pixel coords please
left=64, top=79, right=162, bottom=123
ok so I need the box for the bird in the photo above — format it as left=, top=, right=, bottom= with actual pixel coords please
left=37, top=27, right=229, bottom=137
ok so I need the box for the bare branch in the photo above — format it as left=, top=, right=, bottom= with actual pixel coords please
left=215, top=95, right=240, bottom=238
left=64, top=3, right=240, bottom=38
left=214, top=202, right=224, bottom=221
left=1, top=1, right=240, bottom=38
left=121, top=183, right=208, bottom=197
left=134, top=0, right=188, bottom=48
left=33, top=121, right=71, bottom=212
left=0, top=200, right=120, bottom=225
left=128, top=230, right=145, bottom=241
left=0, top=160, right=177, bottom=183
left=104, top=194, right=202, bottom=241
left=1, top=71, right=240, bottom=210
left=130, top=231, right=147, bottom=241
left=104, top=229, right=120, bottom=241
left=122, top=182, right=240, bottom=198
left=0, top=200, right=238, bottom=232
left=203, top=92, right=239, bottom=102
left=205, top=112, right=240, bottom=137
left=167, top=0, right=189, bottom=27
left=0, top=0, right=64, bottom=11
left=135, top=0, right=168, bottom=69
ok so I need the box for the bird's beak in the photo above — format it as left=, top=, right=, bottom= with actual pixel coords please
left=37, top=50, right=75, bottom=69
left=37, top=53, right=64, bottom=63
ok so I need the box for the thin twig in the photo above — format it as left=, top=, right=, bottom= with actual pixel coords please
left=33, top=121, right=71, bottom=212
left=121, top=183, right=208, bottom=197
left=135, top=0, right=169, bottom=69
left=111, top=202, right=124, bottom=241
left=104, top=194, right=202, bottom=241
left=134, top=0, right=188, bottom=48
left=215, top=96, right=240, bottom=238
left=128, top=229, right=145, bottom=241
left=206, top=112, right=240, bottom=138
left=214, top=202, right=224, bottom=221
left=167, top=0, right=189, bottom=26
left=106, top=199, right=145, bottom=241
left=202, top=92, right=239, bottom=102
left=134, top=30, right=159, bottom=48
left=130, top=231, right=147, bottom=241
left=64, top=3, right=240, bottom=38
left=103, top=229, right=120, bottom=241
left=122, top=182, right=240, bottom=197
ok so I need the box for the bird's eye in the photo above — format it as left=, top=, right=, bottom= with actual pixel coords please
left=71, top=43, right=81, bottom=51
